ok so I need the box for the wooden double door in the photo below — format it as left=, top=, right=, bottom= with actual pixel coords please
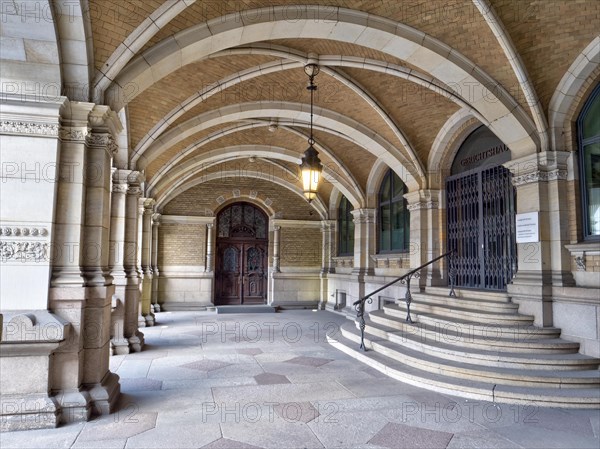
left=215, top=240, right=267, bottom=305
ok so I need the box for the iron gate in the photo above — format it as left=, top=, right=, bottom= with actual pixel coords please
left=446, top=165, right=517, bottom=290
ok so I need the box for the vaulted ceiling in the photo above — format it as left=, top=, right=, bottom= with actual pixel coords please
left=83, top=0, right=599, bottom=213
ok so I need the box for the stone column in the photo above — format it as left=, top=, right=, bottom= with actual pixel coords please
left=205, top=223, right=214, bottom=272
left=140, top=198, right=155, bottom=326
left=351, top=209, right=376, bottom=276
left=504, top=151, right=574, bottom=326
left=80, top=105, right=121, bottom=416
left=272, top=225, right=281, bottom=273
left=319, top=220, right=335, bottom=309
left=348, top=209, right=376, bottom=308
left=151, top=213, right=161, bottom=312
left=108, top=169, right=129, bottom=355
left=405, top=189, right=444, bottom=287
left=48, top=101, right=95, bottom=423
left=124, top=173, right=145, bottom=350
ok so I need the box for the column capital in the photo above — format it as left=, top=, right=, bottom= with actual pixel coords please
left=206, top=223, right=214, bottom=229
left=152, top=213, right=162, bottom=226
left=351, top=208, right=375, bottom=224
left=504, top=151, right=570, bottom=187
left=143, top=198, right=156, bottom=211
left=404, top=189, right=441, bottom=211
left=320, top=219, right=336, bottom=230
left=59, top=100, right=94, bottom=142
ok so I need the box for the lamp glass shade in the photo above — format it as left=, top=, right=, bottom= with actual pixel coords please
left=300, top=144, right=322, bottom=201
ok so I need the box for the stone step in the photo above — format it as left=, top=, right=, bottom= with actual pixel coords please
left=369, top=310, right=577, bottom=353
left=426, top=287, right=512, bottom=302
left=394, top=300, right=533, bottom=325
left=328, top=328, right=600, bottom=409
left=340, top=322, right=600, bottom=386
left=410, top=292, right=519, bottom=313
left=360, top=319, right=596, bottom=372
left=383, top=304, right=553, bottom=337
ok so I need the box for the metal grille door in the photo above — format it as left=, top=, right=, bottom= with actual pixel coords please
left=446, top=165, right=517, bottom=290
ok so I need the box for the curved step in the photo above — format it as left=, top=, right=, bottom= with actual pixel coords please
left=361, top=319, right=596, bottom=372
left=426, top=286, right=511, bottom=302
left=369, top=310, right=578, bottom=353
left=384, top=304, right=557, bottom=338
left=327, top=328, right=600, bottom=409
left=411, top=292, right=519, bottom=313
left=340, top=322, right=600, bottom=388
left=397, top=300, right=533, bottom=324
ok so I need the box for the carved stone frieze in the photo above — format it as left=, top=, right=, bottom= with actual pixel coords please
left=0, top=241, right=49, bottom=262
left=0, top=120, right=59, bottom=137
left=512, top=169, right=568, bottom=187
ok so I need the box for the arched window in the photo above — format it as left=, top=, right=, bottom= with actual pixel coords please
left=378, top=169, right=410, bottom=252
left=338, top=196, right=354, bottom=256
left=578, top=84, right=600, bottom=239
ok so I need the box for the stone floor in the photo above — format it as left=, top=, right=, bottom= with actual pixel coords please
left=2, top=310, right=599, bottom=449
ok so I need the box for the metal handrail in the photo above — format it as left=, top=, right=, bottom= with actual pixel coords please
left=353, top=249, right=457, bottom=350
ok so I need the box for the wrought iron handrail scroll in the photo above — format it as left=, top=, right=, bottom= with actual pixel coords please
left=353, top=250, right=457, bottom=350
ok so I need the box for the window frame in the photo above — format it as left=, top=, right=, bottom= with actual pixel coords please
left=577, top=83, right=600, bottom=241
left=337, top=196, right=355, bottom=256
left=377, top=169, right=410, bottom=253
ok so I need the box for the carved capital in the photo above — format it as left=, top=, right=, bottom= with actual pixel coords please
left=59, top=126, right=89, bottom=142
left=112, top=183, right=128, bottom=194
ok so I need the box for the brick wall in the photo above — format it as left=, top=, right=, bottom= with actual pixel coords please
left=280, top=227, right=322, bottom=267
left=158, top=224, right=205, bottom=266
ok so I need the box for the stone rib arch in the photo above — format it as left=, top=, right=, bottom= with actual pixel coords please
left=366, top=159, right=393, bottom=208
left=146, top=121, right=364, bottom=205
left=155, top=170, right=328, bottom=219
left=134, top=101, right=423, bottom=191
left=549, top=36, right=600, bottom=152
left=106, top=5, right=538, bottom=156
left=53, top=0, right=94, bottom=101
left=92, top=0, right=195, bottom=102
left=473, top=0, right=549, bottom=152
left=149, top=145, right=365, bottom=210
left=428, top=108, right=481, bottom=189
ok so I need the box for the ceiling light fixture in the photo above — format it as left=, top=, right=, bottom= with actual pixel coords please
left=299, top=60, right=323, bottom=203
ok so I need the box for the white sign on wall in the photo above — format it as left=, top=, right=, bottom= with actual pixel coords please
left=516, top=212, right=539, bottom=243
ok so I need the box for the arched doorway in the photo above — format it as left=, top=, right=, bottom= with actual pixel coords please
left=215, top=202, right=268, bottom=305
left=446, top=126, right=517, bottom=290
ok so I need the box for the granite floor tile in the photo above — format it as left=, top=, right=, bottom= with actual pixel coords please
left=367, top=422, right=454, bottom=449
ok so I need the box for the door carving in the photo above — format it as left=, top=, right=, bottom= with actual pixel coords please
left=215, top=203, right=268, bottom=305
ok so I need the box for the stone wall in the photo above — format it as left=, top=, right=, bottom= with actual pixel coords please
left=158, top=224, right=205, bottom=267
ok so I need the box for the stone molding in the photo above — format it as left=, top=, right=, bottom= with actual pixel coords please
left=160, top=215, right=213, bottom=225
left=0, top=226, right=48, bottom=237
left=0, top=120, right=59, bottom=137
left=270, top=219, right=322, bottom=228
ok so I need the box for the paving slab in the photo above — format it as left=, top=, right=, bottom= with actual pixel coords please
left=3, top=310, right=599, bottom=449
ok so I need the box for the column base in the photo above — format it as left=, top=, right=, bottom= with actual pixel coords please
left=86, top=371, right=121, bottom=416
left=152, top=303, right=161, bottom=313
left=137, top=314, right=146, bottom=328
left=128, top=331, right=145, bottom=352
left=144, top=312, right=155, bottom=327
left=111, top=338, right=130, bottom=355
left=53, top=389, right=91, bottom=424
left=0, top=395, right=59, bottom=432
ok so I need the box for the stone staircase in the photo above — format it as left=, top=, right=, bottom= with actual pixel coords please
left=327, top=287, right=600, bottom=408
